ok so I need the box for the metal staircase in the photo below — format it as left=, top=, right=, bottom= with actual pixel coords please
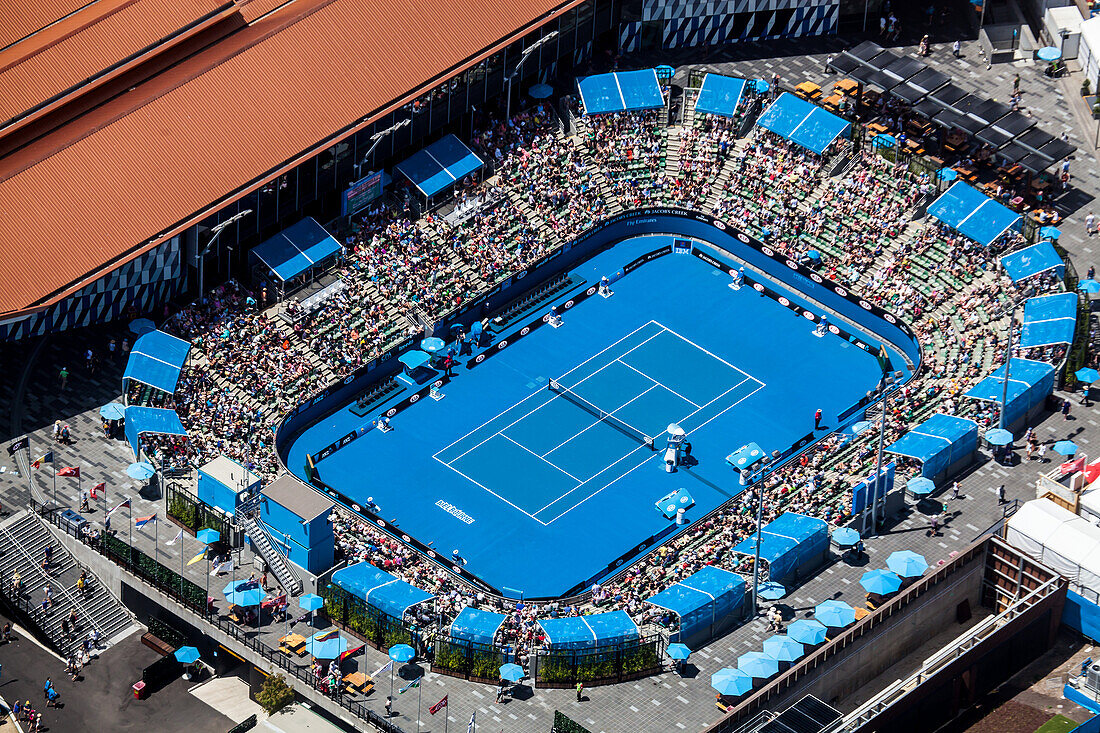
left=237, top=512, right=303, bottom=597
left=0, top=511, right=136, bottom=657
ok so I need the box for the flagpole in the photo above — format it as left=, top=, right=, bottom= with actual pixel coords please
left=416, top=676, right=422, bottom=733
left=154, top=515, right=159, bottom=570
left=127, top=497, right=133, bottom=565
left=52, top=464, right=57, bottom=509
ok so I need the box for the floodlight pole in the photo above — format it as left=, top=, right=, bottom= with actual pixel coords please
left=1000, top=307, right=1015, bottom=430
left=864, top=373, right=897, bottom=538
left=197, top=209, right=252, bottom=303
left=747, top=454, right=775, bottom=619
left=354, top=119, right=411, bottom=178
left=506, top=32, right=558, bottom=121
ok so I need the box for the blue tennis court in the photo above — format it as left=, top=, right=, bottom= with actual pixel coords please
left=287, top=233, right=900, bottom=599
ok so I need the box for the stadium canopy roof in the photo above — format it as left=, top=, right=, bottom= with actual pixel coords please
left=449, top=607, right=507, bottom=645
left=1020, top=292, right=1078, bottom=348
left=645, top=566, right=745, bottom=641
left=537, top=610, right=638, bottom=650
left=0, top=0, right=586, bottom=319
left=124, top=406, right=187, bottom=460
left=964, top=358, right=1057, bottom=430
left=886, top=413, right=978, bottom=477
left=251, top=217, right=342, bottom=282
left=694, top=74, right=747, bottom=118
left=927, top=182, right=1021, bottom=247
left=1000, top=241, right=1065, bottom=283
left=122, top=329, right=191, bottom=394
left=394, top=134, right=485, bottom=198
left=577, top=69, right=664, bottom=115
left=731, top=512, right=829, bottom=583
left=756, top=92, right=850, bottom=155
left=331, top=562, right=435, bottom=619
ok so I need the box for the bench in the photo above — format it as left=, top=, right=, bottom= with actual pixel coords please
left=141, top=632, right=176, bottom=657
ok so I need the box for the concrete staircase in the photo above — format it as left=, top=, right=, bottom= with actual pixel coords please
left=238, top=513, right=302, bottom=597
left=0, top=511, right=136, bottom=657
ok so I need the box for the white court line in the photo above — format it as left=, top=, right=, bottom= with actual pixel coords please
left=498, top=433, right=583, bottom=483
left=437, top=326, right=667, bottom=466
left=614, top=358, right=701, bottom=408
left=433, top=320, right=663, bottom=460
left=539, top=383, right=662, bottom=458
left=442, top=462, right=551, bottom=526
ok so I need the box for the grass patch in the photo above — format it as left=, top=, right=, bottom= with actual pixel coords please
left=1035, top=714, right=1080, bottom=733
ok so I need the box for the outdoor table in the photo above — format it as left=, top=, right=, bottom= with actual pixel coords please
left=834, top=78, right=859, bottom=95
left=1031, top=179, right=1051, bottom=193
left=854, top=606, right=872, bottom=620
left=822, top=93, right=842, bottom=112
left=279, top=633, right=308, bottom=656
left=795, top=81, right=822, bottom=100
left=867, top=122, right=888, bottom=135
left=343, top=672, right=374, bottom=695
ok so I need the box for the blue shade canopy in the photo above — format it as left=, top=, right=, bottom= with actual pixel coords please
left=873, top=134, right=896, bottom=148
left=1077, top=368, right=1100, bottom=383
left=538, top=610, right=638, bottom=650
left=753, top=78, right=770, bottom=93
left=732, top=513, right=829, bottom=585
left=251, top=217, right=342, bottom=282
left=860, top=568, right=902, bottom=595
left=833, top=527, right=861, bottom=546
left=197, top=528, right=220, bottom=545
left=815, top=599, right=856, bottom=628
left=126, top=461, right=156, bottom=480
left=928, top=182, right=1021, bottom=247
left=307, top=631, right=349, bottom=659
left=122, top=329, right=191, bottom=394
left=449, top=607, right=507, bottom=645
left=499, top=663, right=524, bottom=682
left=332, top=562, right=435, bottom=620
left=388, top=643, right=415, bottom=662
left=577, top=69, right=664, bottom=115
left=666, top=643, right=691, bottom=660
left=1020, top=292, right=1077, bottom=348
left=964, top=358, right=1056, bottom=430
left=1000, top=241, right=1064, bottom=283
left=174, top=646, right=200, bottom=664
left=712, top=667, right=753, bottom=696
left=299, top=593, right=324, bottom=612
left=756, top=581, right=787, bottom=600
left=756, top=92, right=851, bottom=155
left=984, top=428, right=1013, bottom=446
left=906, top=477, right=935, bottom=495
left=395, top=134, right=485, bottom=197
left=695, top=74, right=747, bottom=118
left=787, top=619, right=828, bottom=645
left=886, top=414, right=978, bottom=478
left=100, top=403, right=126, bottom=420
left=1054, top=441, right=1079, bottom=456
left=645, top=565, right=746, bottom=642
left=887, top=550, right=928, bottom=578
left=1040, top=226, right=1062, bottom=240
left=124, top=406, right=187, bottom=460
left=398, top=350, right=431, bottom=370
left=1079, top=280, right=1100, bottom=294
left=738, top=651, right=780, bottom=679
left=762, top=635, right=805, bottom=662
left=129, top=317, right=156, bottom=335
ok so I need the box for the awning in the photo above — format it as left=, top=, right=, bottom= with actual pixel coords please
left=1000, top=241, right=1064, bottom=282
left=577, top=69, right=664, bottom=115
left=756, top=92, right=851, bottom=155
left=251, top=217, right=342, bottom=282
left=449, top=607, right=507, bottom=645
left=122, top=329, right=191, bottom=393
left=695, top=74, right=747, bottom=118
left=927, top=182, right=1021, bottom=247
left=886, top=413, right=978, bottom=478
left=731, top=512, right=829, bottom=584
left=395, top=134, right=485, bottom=198
left=645, top=566, right=746, bottom=642
left=124, top=405, right=187, bottom=460
left=331, top=562, right=434, bottom=619
left=964, top=358, right=1056, bottom=428
left=1020, top=292, right=1078, bottom=348
left=537, top=610, right=638, bottom=650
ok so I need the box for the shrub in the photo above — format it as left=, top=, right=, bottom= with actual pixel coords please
left=256, top=673, right=295, bottom=714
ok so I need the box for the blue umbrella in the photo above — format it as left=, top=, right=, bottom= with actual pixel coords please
left=1040, top=225, right=1061, bottom=240
left=1037, top=46, right=1061, bottom=62
left=196, top=528, right=220, bottom=545
left=985, top=428, right=1013, bottom=446
left=306, top=630, right=348, bottom=659
left=873, top=134, right=896, bottom=148
left=738, top=651, right=780, bottom=679
left=815, top=600, right=856, bottom=628
left=756, top=581, right=786, bottom=600
left=937, top=167, right=958, bottom=181
left=126, top=462, right=155, bottom=481
left=223, top=579, right=267, bottom=607
left=754, top=78, right=770, bottom=93
left=528, top=83, right=554, bottom=99
left=805, top=249, right=821, bottom=261
left=666, top=643, right=691, bottom=661
left=655, top=64, right=676, bottom=75
left=833, top=527, right=861, bottom=547
left=299, top=593, right=324, bottom=612
left=907, top=476, right=935, bottom=496
left=887, top=550, right=929, bottom=578
left=1054, top=440, right=1079, bottom=456
left=711, top=667, right=753, bottom=696
left=174, top=646, right=200, bottom=664
left=420, top=337, right=445, bottom=353
left=1076, top=368, right=1100, bottom=383
left=499, top=663, right=524, bottom=682
left=787, top=619, right=828, bottom=645
left=762, top=635, right=805, bottom=662
left=100, top=403, right=126, bottom=420
left=860, top=568, right=903, bottom=595
left=129, top=318, right=156, bottom=335
left=388, top=644, right=415, bottom=663
left=1079, top=280, right=1100, bottom=294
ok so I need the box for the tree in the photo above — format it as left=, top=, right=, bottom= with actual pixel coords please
left=256, top=672, right=295, bottom=714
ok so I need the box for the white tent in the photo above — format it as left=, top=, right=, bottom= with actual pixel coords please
left=1006, top=499, right=1100, bottom=593
left=1079, top=16, right=1100, bottom=90
left=1006, top=499, right=1076, bottom=558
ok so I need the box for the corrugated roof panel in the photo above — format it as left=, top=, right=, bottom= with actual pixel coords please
left=0, top=0, right=92, bottom=48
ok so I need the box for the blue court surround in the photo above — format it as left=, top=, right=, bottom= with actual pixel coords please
left=281, top=210, right=920, bottom=599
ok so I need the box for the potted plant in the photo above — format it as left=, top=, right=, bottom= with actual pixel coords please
left=1083, top=78, right=1091, bottom=97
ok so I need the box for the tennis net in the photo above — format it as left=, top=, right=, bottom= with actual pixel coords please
left=548, top=379, right=655, bottom=449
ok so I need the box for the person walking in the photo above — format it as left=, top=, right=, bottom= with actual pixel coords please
left=952, top=482, right=961, bottom=500
left=1038, top=443, right=1048, bottom=462
left=385, top=696, right=393, bottom=717
left=997, top=484, right=1006, bottom=504
left=929, top=514, right=940, bottom=535
left=58, top=366, right=69, bottom=390
left=952, top=40, right=961, bottom=57
left=1063, top=399, right=1072, bottom=420
left=576, top=681, right=584, bottom=701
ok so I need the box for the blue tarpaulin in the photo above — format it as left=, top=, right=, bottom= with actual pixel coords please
left=395, top=134, right=485, bottom=198
left=251, top=217, right=342, bottom=282
left=122, top=330, right=191, bottom=394
left=331, top=562, right=434, bottom=619
left=1001, top=241, right=1065, bottom=283
left=755, top=92, right=851, bottom=155
left=538, top=610, right=638, bottom=650
left=1020, top=292, right=1078, bottom=347
left=449, top=607, right=507, bottom=645
left=731, top=512, right=829, bottom=584
left=695, top=74, right=747, bottom=118
left=124, top=406, right=187, bottom=460
left=927, top=182, right=1022, bottom=247
left=886, top=413, right=978, bottom=478
left=577, top=69, right=664, bottom=115
left=964, top=358, right=1056, bottom=429
left=645, top=566, right=746, bottom=644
